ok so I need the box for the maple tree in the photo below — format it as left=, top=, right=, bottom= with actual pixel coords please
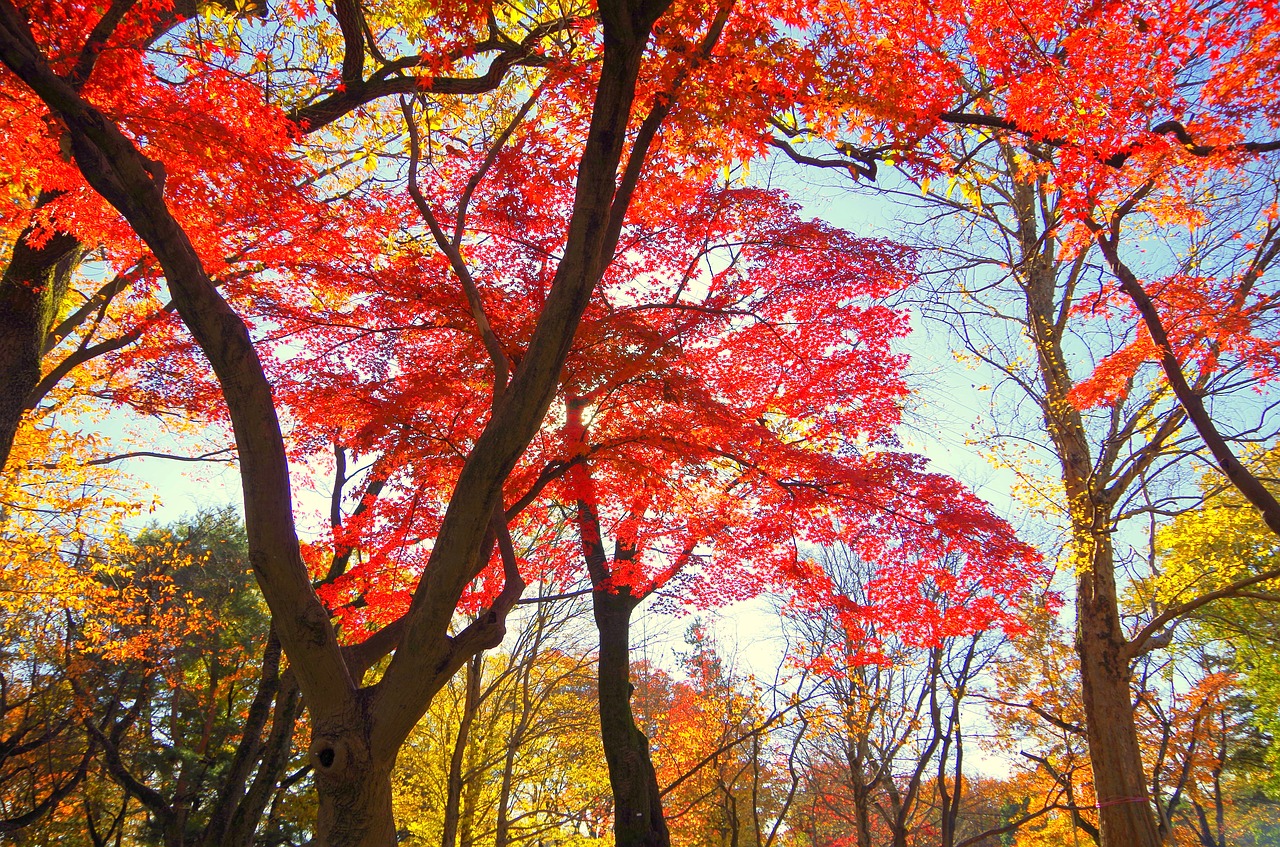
left=0, top=0, right=568, bottom=472
left=1, top=0, right=864, bottom=840
left=18, top=0, right=1277, bottom=843
left=270, top=142, right=1042, bottom=840
left=783, top=1, right=1280, bottom=840
left=810, top=124, right=1189, bottom=847
left=543, top=178, right=1040, bottom=844
left=781, top=545, right=1045, bottom=847
left=783, top=63, right=1274, bottom=847
left=136, top=15, right=1044, bottom=843
left=628, top=627, right=806, bottom=847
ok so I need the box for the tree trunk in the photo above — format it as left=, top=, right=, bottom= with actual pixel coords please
left=0, top=3, right=672, bottom=843
left=315, top=773, right=395, bottom=847
left=494, top=742, right=516, bottom=847
left=200, top=630, right=286, bottom=847
left=1011, top=158, right=1164, bottom=847
left=593, top=589, right=670, bottom=847
left=1076, top=539, right=1161, bottom=847
left=846, top=759, right=873, bottom=847
left=457, top=722, right=483, bottom=847
left=0, top=219, right=79, bottom=472
left=310, top=717, right=396, bottom=847
left=1050, top=394, right=1160, bottom=847
left=442, top=654, right=482, bottom=847
left=224, top=676, right=302, bottom=847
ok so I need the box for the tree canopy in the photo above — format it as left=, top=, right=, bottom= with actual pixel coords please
left=1, top=0, right=1279, bottom=845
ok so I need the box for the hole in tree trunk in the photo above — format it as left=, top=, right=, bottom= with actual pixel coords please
left=308, top=737, right=348, bottom=774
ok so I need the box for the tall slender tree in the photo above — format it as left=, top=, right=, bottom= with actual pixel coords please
left=779, top=3, right=1280, bottom=835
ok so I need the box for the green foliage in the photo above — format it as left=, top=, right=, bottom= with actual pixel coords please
left=1, top=507, right=310, bottom=845
left=1154, top=453, right=1280, bottom=799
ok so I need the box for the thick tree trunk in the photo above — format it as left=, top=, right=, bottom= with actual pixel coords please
left=0, top=221, right=79, bottom=472
left=1053, top=424, right=1160, bottom=847
left=1051, top=413, right=1160, bottom=847
left=1076, top=539, right=1161, bottom=847
left=0, top=3, right=671, bottom=844
left=593, top=590, right=670, bottom=847
left=316, top=773, right=395, bottom=847
left=309, top=714, right=396, bottom=847
left=1057, top=457, right=1161, bottom=847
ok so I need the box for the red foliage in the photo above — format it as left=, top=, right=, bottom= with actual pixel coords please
left=1, top=0, right=1049, bottom=649
left=274, top=157, right=1043, bottom=643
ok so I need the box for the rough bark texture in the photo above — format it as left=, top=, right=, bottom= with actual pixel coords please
left=593, top=590, right=670, bottom=847
left=1042, top=336, right=1162, bottom=847
left=1035, top=296, right=1161, bottom=847
left=1040, top=356, right=1160, bottom=847
left=308, top=695, right=397, bottom=847
left=1076, top=539, right=1160, bottom=847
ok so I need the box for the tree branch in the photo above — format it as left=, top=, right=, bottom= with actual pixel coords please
left=77, top=447, right=237, bottom=466
left=940, top=111, right=1280, bottom=167
left=1126, top=563, right=1280, bottom=659
left=1089, top=221, right=1280, bottom=540
left=0, top=0, right=358, bottom=719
